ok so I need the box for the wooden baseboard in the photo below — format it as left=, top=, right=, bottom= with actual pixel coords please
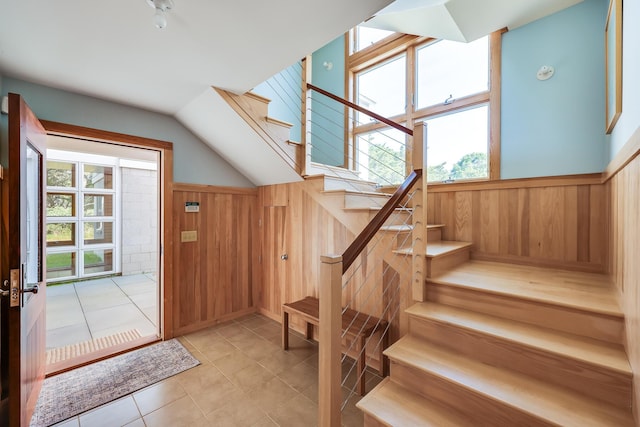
left=470, top=252, right=606, bottom=274
left=173, top=307, right=257, bottom=336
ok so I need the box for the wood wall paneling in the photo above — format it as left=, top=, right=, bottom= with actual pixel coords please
left=172, top=185, right=257, bottom=335
left=609, top=154, right=640, bottom=423
left=427, top=179, right=608, bottom=272
left=258, top=180, right=414, bottom=366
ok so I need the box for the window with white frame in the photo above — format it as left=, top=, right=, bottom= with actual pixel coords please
left=349, top=28, right=499, bottom=184
left=46, top=156, right=117, bottom=281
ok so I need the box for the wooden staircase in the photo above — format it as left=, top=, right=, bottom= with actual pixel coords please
left=304, top=169, right=474, bottom=278
left=357, top=260, right=635, bottom=426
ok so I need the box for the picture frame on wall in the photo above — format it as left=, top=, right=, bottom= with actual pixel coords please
left=605, top=0, right=622, bottom=134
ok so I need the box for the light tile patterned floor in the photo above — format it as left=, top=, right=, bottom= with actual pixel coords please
left=51, top=313, right=382, bottom=427
left=46, top=274, right=158, bottom=350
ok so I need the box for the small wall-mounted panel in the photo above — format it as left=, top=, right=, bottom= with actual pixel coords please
left=181, top=230, right=197, bottom=242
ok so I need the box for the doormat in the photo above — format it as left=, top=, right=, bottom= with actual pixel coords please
left=45, top=329, right=143, bottom=365
left=31, top=339, right=200, bottom=427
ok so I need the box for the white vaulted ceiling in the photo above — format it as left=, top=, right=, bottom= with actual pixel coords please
left=0, top=0, right=583, bottom=185
left=364, top=0, right=584, bottom=42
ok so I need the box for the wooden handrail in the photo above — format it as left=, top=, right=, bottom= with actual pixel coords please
left=306, top=83, right=413, bottom=136
left=342, top=169, right=422, bottom=273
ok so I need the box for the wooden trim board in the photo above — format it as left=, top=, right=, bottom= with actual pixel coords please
left=603, top=126, right=640, bottom=182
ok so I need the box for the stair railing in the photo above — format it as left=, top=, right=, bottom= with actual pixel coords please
left=318, top=122, right=428, bottom=426
left=252, top=59, right=428, bottom=425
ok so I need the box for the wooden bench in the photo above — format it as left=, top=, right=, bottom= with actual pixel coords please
left=282, top=296, right=389, bottom=395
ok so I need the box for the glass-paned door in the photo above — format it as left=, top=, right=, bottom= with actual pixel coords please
left=45, top=160, right=117, bottom=281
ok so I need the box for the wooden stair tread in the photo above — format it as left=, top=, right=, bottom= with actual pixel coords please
left=356, top=378, right=473, bottom=427
left=379, top=224, right=412, bottom=232
left=343, top=206, right=413, bottom=212
left=322, top=189, right=391, bottom=197
left=406, top=302, right=631, bottom=375
left=265, top=115, right=293, bottom=128
left=385, top=336, right=635, bottom=426
left=394, top=241, right=472, bottom=257
left=305, top=174, right=377, bottom=186
left=430, top=260, right=622, bottom=317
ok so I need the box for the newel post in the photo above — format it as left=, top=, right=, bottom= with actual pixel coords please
left=301, top=55, right=312, bottom=177
left=318, top=254, right=342, bottom=427
left=412, top=122, right=428, bottom=301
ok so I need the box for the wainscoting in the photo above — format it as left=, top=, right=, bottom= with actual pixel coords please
left=608, top=127, right=640, bottom=422
left=171, top=184, right=259, bottom=336
left=427, top=174, right=608, bottom=273
left=257, top=182, right=354, bottom=324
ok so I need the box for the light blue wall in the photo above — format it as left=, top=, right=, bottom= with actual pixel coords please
left=501, top=0, right=609, bottom=179
left=0, top=78, right=254, bottom=187
left=609, top=0, right=640, bottom=159
left=253, top=62, right=303, bottom=143
left=311, top=35, right=346, bottom=166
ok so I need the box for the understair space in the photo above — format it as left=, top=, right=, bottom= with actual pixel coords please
left=358, top=259, right=635, bottom=426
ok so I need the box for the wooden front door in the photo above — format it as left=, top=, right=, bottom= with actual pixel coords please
left=2, top=93, right=47, bottom=426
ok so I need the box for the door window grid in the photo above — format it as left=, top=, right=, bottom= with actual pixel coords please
left=46, top=160, right=117, bottom=281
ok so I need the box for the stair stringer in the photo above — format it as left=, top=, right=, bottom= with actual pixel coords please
left=215, top=88, right=303, bottom=175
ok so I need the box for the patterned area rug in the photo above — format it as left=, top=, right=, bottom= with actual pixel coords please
left=45, top=329, right=142, bottom=365
left=31, top=339, right=200, bottom=427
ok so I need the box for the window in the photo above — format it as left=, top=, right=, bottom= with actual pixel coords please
left=349, top=31, right=500, bottom=184
left=356, top=54, right=407, bottom=123
left=45, top=158, right=117, bottom=281
left=416, top=37, right=489, bottom=109
left=422, top=105, right=489, bottom=181
left=353, top=25, right=395, bottom=52
left=356, top=128, right=407, bottom=184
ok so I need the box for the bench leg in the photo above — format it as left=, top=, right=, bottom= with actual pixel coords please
left=282, top=311, right=289, bottom=350
left=380, top=330, right=389, bottom=377
left=305, top=322, right=314, bottom=340
left=357, top=335, right=366, bottom=396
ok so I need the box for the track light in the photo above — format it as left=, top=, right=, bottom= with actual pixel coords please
left=146, top=0, right=174, bottom=30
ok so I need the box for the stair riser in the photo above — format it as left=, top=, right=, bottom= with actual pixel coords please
left=426, top=283, right=625, bottom=344
left=344, top=194, right=390, bottom=209
left=363, top=413, right=389, bottom=427
left=427, top=249, right=470, bottom=278
left=409, top=315, right=632, bottom=408
left=389, top=361, right=555, bottom=426
left=372, top=210, right=412, bottom=227
left=244, top=92, right=270, bottom=117
left=394, top=231, right=412, bottom=250
left=427, top=228, right=442, bottom=242
left=323, top=176, right=378, bottom=193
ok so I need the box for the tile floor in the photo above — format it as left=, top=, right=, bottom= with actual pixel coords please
left=46, top=274, right=158, bottom=350
left=50, top=313, right=382, bottom=427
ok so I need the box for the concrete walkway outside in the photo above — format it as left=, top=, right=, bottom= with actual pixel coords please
left=46, top=274, right=158, bottom=350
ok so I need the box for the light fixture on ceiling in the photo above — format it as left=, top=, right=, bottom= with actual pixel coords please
left=147, top=0, right=174, bottom=30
